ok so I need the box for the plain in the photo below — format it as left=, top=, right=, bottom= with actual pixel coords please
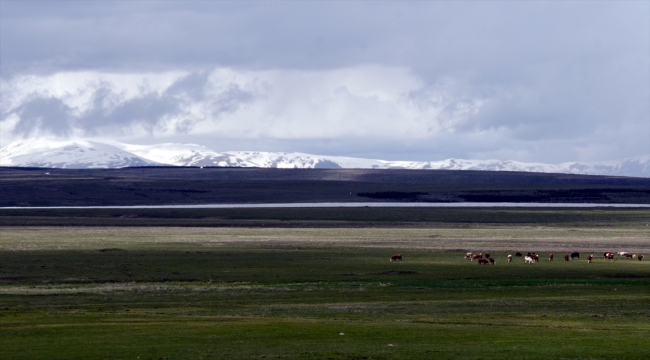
left=1, top=211, right=649, bottom=359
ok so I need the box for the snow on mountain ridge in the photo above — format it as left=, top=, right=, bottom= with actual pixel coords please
left=0, top=139, right=160, bottom=168
left=1, top=139, right=648, bottom=177
left=118, top=143, right=259, bottom=167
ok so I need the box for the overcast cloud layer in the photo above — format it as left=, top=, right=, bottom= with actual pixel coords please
left=1, top=1, right=648, bottom=163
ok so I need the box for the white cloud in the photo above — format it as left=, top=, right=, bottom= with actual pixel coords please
left=1, top=66, right=486, bottom=143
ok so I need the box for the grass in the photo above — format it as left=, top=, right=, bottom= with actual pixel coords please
left=3, top=207, right=650, bottom=228
left=1, top=226, right=649, bottom=359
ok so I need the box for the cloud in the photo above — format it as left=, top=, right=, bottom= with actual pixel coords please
left=0, top=1, right=648, bottom=163
left=1, top=67, right=483, bottom=141
left=0, top=70, right=259, bottom=140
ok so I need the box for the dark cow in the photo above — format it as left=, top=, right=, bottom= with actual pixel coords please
left=489, top=257, right=496, bottom=265
left=390, top=254, right=402, bottom=262
left=638, top=255, right=644, bottom=261
left=485, top=252, right=491, bottom=259
left=478, top=258, right=489, bottom=265
left=515, top=252, right=523, bottom=257
left=570, top=252, right=580, bottom=260
left=564, top=254, right=570, bottom=261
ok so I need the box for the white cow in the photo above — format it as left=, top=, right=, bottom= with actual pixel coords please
left=464, top=252, right=472, bottom=260
left=524, top=256, right=535, bottom=264
left=507, top=254, right=512, bottom=262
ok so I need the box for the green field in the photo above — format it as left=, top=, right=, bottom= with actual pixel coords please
left=1, top=215, right=650, bottom=359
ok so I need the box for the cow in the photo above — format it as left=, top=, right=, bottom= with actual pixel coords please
left=587, top=255, right=594, bottom=263
left=515, top=252, right=523, bottom=257
left=507, top=254, right=512, bottom=262
left=478, top=258, right=489, bottom=265
left=638, top=255, right=644, bottom=261
left=485, top=252, right=491, bottom=259
left=618, top=252, right=629, bottom=258
left=570, top=252, right=580, bottom=260
left=548, top=253, right=553, bottom=261
left=531, top=253, right=539, bottom=262
left=464, top=252, right=472, bottom=260
left=622, top=253, right=635, bottom=259
left=527, top=252, right=532, bottom=257
left=390, top=254, right=402, bottom=262
left=489, top=257, right=496, bottom=265
left=524, top=256, right=535, bottom=264
left=471, top=253, right=483, bottom=261
left=603, top=252, right=614, bottom=260
left=564, top=254, right=570, bottom=261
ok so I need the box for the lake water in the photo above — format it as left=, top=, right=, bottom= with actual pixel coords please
left=2, top=202, right=650, bottom=209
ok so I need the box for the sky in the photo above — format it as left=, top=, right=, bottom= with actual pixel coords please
left=1, top=1, right=649, bottom=163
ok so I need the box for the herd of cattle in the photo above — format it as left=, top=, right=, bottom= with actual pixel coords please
left=388, top=252, right=644, bottom=264
left=461, top=251, right=644, bottom=264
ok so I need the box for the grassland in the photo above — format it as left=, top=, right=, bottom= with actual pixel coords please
left=1, top=219, right=649, bottom=359
left=2, top=207, right=650, bottom=228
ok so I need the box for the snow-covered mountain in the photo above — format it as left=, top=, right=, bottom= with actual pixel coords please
left=0, top=139, right=161, bottom=168
left=119, top=143, right=259, bottom=167
left=1, top=139, right=648, bottom=177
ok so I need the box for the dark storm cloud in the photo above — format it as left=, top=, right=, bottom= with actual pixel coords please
left=11, top=97, right=73, bottom=137
left=79, top=87, right=182, bottom=135
left=165, top=71, right=210, bottom=102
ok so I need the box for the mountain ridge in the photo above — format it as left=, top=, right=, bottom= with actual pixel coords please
left=1, top=138, right=648, bottom=178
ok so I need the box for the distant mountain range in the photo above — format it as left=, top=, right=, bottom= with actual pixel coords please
left=1, top=139, right=648, bottom=177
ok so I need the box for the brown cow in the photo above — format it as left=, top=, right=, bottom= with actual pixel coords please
left=485, top=252, right=491, bottom=259
left=471, top=253, right=483, bottom=261
left=587, top=255, right=594, bottom=263
left=564, top=254, right=570, bottom=261
left=478, top=258, right=489, bottom=265
left=489, top=257, right=496, bottom=265
left=531, top=253, right=539, bottom=262
left=390, top=254, right=402, bottom=262
left=548, top=253, right=554, bottom=261
left=639, top=255, right=644, bottom=261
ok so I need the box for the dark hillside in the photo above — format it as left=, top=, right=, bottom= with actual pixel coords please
left=1, top=167, right=649, bottom=206
left=2, top=166, right=649, bottom=184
